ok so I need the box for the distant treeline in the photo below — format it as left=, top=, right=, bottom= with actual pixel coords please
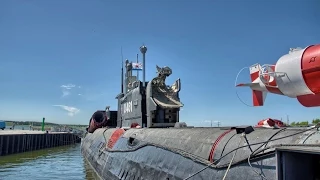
left=290, top=119, right=320, bottom=127
left=4, top=120, right=87, bottom=127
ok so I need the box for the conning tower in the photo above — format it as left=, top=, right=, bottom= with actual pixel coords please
left=116, top=45, right=184, bottom=128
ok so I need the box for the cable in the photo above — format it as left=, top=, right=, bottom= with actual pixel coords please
left=247, top=128, right=305, bottom=179
left=247, top=153, right=269, bottom=180
left=222, top=134, right=243, bottom=180
left=263, top=128, right=286, bottom=149
left=104, top=140, right=207, bottom=162
left=247, top=142, right=320, bottom=180
left=106, top=127, right=316, bottom=155
left=217, top=127, right=316, bottom=163
left=247, top=126, right=301, bottom=178
left=183, top=127, right=317, bottom=180
left=89, top=126, right=318, bottom=180
left=253, top=143, right=320, bottom=157
left=102, top=128, right=108, bottom=142
left=302, top=131, right=317, bottom=144
left=244, top=132, right=270, bottom=180
left=248, top=143, right=320, bottom=168
left=236, top=132, right=268, bottom=180
left=243, top=134, right=254, bottom=152
left=256, top=128, right=286, bottom=154
left=220, top=133, right=237, bottom=158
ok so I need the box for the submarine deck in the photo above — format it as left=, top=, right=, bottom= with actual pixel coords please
left=81, top=126, right=320, bottom=180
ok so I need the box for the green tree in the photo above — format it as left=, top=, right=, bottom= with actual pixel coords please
left=312, top=119, right=320, bottom=124
left=299, top=121, right=309, bottom=126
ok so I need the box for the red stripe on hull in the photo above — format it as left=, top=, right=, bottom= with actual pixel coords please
left=208, top=129, right=234, bottom=162
left=107, top=128, right=126, bottom=149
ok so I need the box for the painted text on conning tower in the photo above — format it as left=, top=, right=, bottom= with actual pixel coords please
left=122, top=101, right=133, bottom=113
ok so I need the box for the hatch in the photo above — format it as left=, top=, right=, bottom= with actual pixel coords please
left=276, top=146, right=320, bottom=180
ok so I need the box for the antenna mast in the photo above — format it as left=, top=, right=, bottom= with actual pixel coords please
left=136, top=54, right=139, bottom=80
left=140, top=45, right=147, bottom=87
left=121, top=47, right=124, bottom=94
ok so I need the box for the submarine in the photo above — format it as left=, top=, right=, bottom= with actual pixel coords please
left=81, top=45, right=320, bottom=180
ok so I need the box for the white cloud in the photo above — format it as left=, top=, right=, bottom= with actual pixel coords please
left=53, top=105, right=80, bottom=117
left=60, top=84, right=76, bottom=90
left=59, top=84, right=104, bottom=101
left=60, top=84, right=77, bottom=97
left=62, top=90, right=70, bottom=97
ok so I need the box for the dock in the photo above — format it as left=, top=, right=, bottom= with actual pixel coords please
left=0, top=130, right=82, bottom=156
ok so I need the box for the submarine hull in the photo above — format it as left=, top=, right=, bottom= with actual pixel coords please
left=81, top=127, right=320, bottom=180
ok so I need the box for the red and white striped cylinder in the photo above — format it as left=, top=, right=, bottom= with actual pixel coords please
left=275, top=45, right=320, bottom=97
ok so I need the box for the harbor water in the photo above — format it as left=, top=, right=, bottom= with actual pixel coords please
left=0, top=143, right=100, bottom=180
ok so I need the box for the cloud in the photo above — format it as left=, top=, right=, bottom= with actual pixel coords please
left=60, top=84, right=80, bottom=97
left=59, top=84, right=104, bottom=101
left=61, top=84, right=76, bottom=90
left=62, top=90, right=70, bottom=97
left=53, top=105, right=80, bottom=117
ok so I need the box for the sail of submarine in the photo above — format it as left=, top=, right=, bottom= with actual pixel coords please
left=81, top=45, right=320, bottom=180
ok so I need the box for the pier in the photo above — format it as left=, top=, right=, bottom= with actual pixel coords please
left=0, top=130, right=81, bottom=156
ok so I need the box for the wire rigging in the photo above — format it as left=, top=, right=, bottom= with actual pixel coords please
left=220, top=133, right=237, bottom=158
left=222, top=134, right=244, bottom=180
left=184, top=126, right=317, bottom=180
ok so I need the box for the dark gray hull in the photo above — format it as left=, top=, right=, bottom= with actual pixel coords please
left=81, top=127, right=320, bottom=180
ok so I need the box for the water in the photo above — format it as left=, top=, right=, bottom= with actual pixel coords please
left=0, top=144, right=100, bottom=180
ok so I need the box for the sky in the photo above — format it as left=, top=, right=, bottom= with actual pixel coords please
left=0, top=0, right=319, bottom=126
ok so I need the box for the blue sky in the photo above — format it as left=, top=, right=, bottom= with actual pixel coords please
left=0, top=0, right=319, bottom=126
